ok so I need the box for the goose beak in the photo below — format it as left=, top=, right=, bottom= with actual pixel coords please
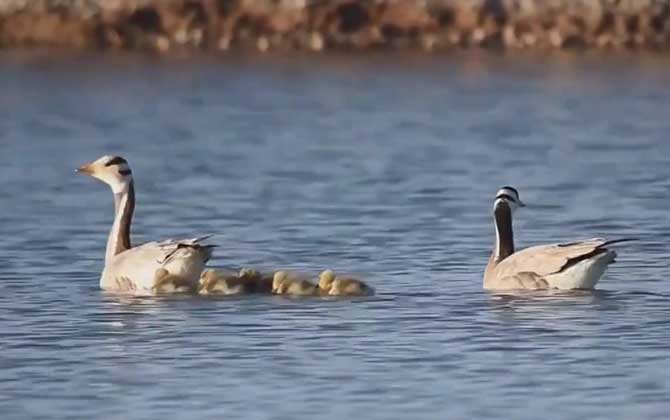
left=75, top=163, right=93, bottom=175
left=518, top=200, right=526, bottom=207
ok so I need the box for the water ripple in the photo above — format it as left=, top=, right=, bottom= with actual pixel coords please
left=0, top=51, right=669, bottom=420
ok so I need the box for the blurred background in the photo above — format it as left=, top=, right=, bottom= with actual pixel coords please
left=0, top=1, right=669, bottom=419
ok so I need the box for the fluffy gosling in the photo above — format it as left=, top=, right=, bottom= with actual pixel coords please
left=152, top=268, right=196, bottom=294
left=198, top=269, right=254, bottom=295
left=318, top=269, right=374, bottom=296
left=272, top=271, right=318, bottom=296
left=239, top=267, right=274, bottom=294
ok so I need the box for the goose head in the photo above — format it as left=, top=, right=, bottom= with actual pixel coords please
left=493, top=186, right=525, bottom=213
left=77, top=155, right=133, bottom=193
left=318, top=269, right=336, bottom=291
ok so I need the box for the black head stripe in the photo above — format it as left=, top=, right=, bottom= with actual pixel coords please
left=500, top=186, right=519, bottom=198
left=119, top=169, right=132, bottom=176
left=105, top=156, right=128, bottom=167
left=496, top=193, right=517, bottom=203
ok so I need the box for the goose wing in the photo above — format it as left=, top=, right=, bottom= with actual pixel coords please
left=494, top=238, right=623, bottom=278
left=147, top=235, right=215, bottom=264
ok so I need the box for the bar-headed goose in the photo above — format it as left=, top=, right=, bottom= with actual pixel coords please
left=484, top=186, right=632, bottom=290
left=77, top=155, right=215, bottom=294
left=318, top=270, right=374, bottom=296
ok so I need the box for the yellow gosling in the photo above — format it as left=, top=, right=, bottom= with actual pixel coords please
left=238, top=268, right=273, bottom=294
left=272, top=271, right=318, bottom=296
left=152, top=268, right=195, bottom=293
left=198, top=269, right=253, bottom=295
left=318, top=269, right=374, bottom=297
left=317, top=269, right=336, bottom=291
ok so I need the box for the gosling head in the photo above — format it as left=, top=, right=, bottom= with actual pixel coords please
left=318, top=270, right=336, bottom=290
left=199, top=270, right=216, bottom=288
left=493, top=186, right=525, bottom=213
left=155, top=268, right=170, bottom=281
left=76, top=155, right=133, bottom=194
left=272, top=271, right=288, bottom=293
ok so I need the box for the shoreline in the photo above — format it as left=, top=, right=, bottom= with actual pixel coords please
left=1, top=1, right=669, bottom=53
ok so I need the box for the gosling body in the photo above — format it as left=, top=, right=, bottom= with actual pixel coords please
left=318, top=270, right=374, bottom=296
left=199, top=269, right=255, bottom=295
left=272, top=271, right=318, bottom=296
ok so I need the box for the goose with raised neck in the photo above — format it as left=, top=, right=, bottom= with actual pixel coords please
left=77, top=155, right=214, bottom=294
left=484, top=186, right=633, bottom=290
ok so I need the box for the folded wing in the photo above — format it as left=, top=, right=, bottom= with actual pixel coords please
left=103, top=235, right=215, bottom=292
left=494, top=238, right=625, bottom=279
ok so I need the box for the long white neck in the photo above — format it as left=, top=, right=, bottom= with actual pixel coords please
left=493, top=202, right=514, bottom=262
left=106, top=181, right=135, bottom=264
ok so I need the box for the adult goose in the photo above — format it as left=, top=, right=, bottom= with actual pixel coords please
left=484, top=186, right=632, bottom=290
left=77, top=155, right=215, bottom=294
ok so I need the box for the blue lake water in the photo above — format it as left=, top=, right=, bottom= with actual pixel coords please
left=0, top=51, right=669, bottom=419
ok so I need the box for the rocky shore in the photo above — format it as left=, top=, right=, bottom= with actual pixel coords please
left=1, top=0, right=669, bottom=52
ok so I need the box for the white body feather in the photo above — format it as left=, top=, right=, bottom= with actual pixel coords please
left=101, top=237, right=212, bottom=294
left=484, top=239, right=620, bottom=291
left=543, top=249, right=616, bottom=290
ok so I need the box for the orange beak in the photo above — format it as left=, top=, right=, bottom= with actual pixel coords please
left=75, top=163, right=94, bottom=175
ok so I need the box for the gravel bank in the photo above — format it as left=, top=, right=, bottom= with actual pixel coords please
left=1, top=0, right=669, bottom=52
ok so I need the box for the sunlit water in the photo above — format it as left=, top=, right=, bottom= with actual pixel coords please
left=0, top=51, right=669, bottom=419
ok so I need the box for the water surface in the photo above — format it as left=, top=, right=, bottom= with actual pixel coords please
left=0, top=51, right=669, bottom=419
